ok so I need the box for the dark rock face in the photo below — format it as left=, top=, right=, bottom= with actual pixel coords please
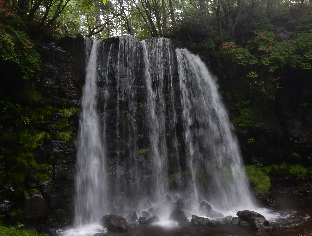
left=101, top=214, right=128, bottom=232
left=25, top=194, right=48, bottom=218
left=0, top=200, right=12, bottom=214
left=233, top=71, right=312, bottom=166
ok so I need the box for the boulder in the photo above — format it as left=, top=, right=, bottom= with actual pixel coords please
left=176, top=198, right=185, bottom=209
left=231, top=217, right=240, bottom=225
left=236, top=210, right=272, bottom=230
left=146, top=215, right=160, bottom=225
left=191, top=215, right=209, bottom=226
left=126, top=211, right=138, bottom=222
left=138, top=217, right=147, bottom=224
left=207, top=209, right=224, bottom=218
left=169, top=209, right=189, bottom=225
left=100, top=214, right=127, bottom=232
left=141, top=210, right=151, bottom=218
left=199, top=201, right=212, bottom=215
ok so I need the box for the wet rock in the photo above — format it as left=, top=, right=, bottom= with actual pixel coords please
left=176, top=198, right=185, bottom=209
left=169, top=209, right=189, bottom=225
left=238, top=219, right=250, bottom=226
left=138, top=217, right=147, bottom=224
left=25, top=194, right=48, bottom=218
left=191, top=215, right=209, bottom=226
left=0, top=200, right=12, bottom=213
left=126, top=211, right=138, bottom=222
left=232, top=217, right=240, bottom=225
left=237, top=210, right=265, bottom=223
left=100, top=214, right=127, bottom=232
left=146, top=215, right=160, bottom=224
left=141, top=210, right=150, bottom=218
left=218, top=216, right=232, bottom=224
left=207, top=209, right=224, bottom=218
left=236, top=210, right=272, bottom=230
left=199, top=201, right=212, bottom=215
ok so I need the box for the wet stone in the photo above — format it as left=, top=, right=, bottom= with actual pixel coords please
left=232, top=217, right=240, bottom=225
left=126, top=211, right=138, bottom=222
left=191, top=215, right=210, bottom=226
left=169, top=209, right=189, bottom=225
left=146, top=215, right=160, bottom=225
left=100, top=214, right=127, bottom=232
left=138, top=217, right=147, bottom=224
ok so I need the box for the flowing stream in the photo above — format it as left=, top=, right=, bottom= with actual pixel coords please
left=65, top=36, right=257, bottom=234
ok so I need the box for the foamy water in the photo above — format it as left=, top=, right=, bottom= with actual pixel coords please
left=58, top=223, right=106, bottom=236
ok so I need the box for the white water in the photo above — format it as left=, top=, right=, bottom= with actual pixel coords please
left=74, top=40, right=108, bottom=226
left=63, top=36, right=262, bottom=235
left=176, top=49, right=255, bottom=212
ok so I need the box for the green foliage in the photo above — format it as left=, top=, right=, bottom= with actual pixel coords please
left=0, top=1, right=40, bottom=80
left=0, top=224, right=46, bottom=236
left=220, top=30, right=312, bottom=100
left=246, top=165, right=271, bottom=195
left=246, top=163, right=310, bottom=195
left=247, top=138, right=255, bottom=144
left=0, top=90, right=77, bottom=198
left=230, top=101, right=260, bottom=130
left=288, top=165, right=307, bottom=180
left=138, top=148, right=149, bottom=154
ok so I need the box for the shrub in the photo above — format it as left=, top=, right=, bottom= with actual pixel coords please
left=245, top=165, right=271, bottom=195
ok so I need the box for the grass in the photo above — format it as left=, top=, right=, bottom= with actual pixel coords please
left=0, top=224, right=46, bottom=236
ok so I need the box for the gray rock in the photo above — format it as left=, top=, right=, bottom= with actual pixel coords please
left=199, top=201, right=212, bottom=215
left=191, top=215, right=210, bottom=226
left=100, top=214, right=127, bottom=232
left=138, top=217, right=147, bottom=224
left=146, top=215, right=160, bottom=224
left=176, top=198, right=185, bottom=209
left=141, top=210, right=151, bottom=218
left=232, top=217, right=240, bottom=225
left=169, top=209, right=189, bottom=225
left=126, top=211, right=138, bottom=222
left=207, top=209, right=224, bottom=218
left=236, top=210, right=272, bottom=230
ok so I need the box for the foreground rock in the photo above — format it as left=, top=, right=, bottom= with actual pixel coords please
left=146, top=215, right=160, bottom=224
left=169, top=209, right=189, bottom=225
left=237, top=210, right=272, bottom=230
left=126, top=211, right=138, bottom=222
left=191, top=215, right=210, bottom=226
left=100, top=214, right=127, bottom=232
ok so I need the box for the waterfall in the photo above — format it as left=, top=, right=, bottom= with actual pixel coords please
left=176, top=49, right=255, bottom=212
left=73, top=36, right=255, bottom=229
left=74, top=40, right=107, bottom=226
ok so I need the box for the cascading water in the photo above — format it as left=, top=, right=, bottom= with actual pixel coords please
left=74, top=40, right=108, bottom=226
left=176, top=49, right=255, bottom=212
left=70, top=36, right=256, bottom=234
